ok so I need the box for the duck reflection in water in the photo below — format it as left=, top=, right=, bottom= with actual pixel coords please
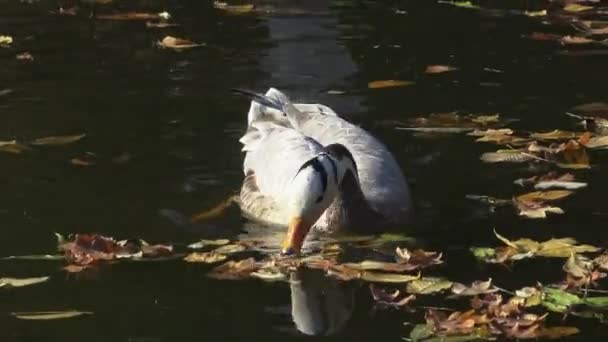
left=289, top=268, right=357, bottom=336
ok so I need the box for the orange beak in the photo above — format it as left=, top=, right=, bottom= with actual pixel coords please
left=281, top=217, right=313, bottom=256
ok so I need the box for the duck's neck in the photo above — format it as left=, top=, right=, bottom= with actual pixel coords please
left=314, top=170, right=380, bottom=233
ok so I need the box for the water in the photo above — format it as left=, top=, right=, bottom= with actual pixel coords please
left=1, top=0, right=608, bottom=340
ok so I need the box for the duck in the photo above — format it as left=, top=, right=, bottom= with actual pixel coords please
left=234, top=88, right=411, bottom=255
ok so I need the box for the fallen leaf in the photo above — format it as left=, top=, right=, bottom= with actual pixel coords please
left=407, top=277, right=454, bottom=295
left=395, top=248, right=444, bottom=270
left=564, top=4, right=594, bottom=12
left=561, top=35, right=596, bottom=45
left=2, top=254, right=63, bottom=261
left=370, top=284, right=417, bottom=307
left=96, top=12, right=164, bottom=21
left=213, top=244, right=246, bottom=254
left=207, top=258, right=258, bottom=280
left=11, top=310, right=92, bottom=320
left=584, top=135, right=608, bottom=149
left=360, top=271, right=419, bottom=283
left=529, top=130, right=578, bottom=141
left=536, top=326, right=579, bottom=339
left=480, top=150, right=533, bottom=163
left=184, top=252, right=227, bottom=263
left=451, top=279, right=499, bottom=296
left=213, top=1, right=255, bottom=14
left=524, top=9, right=547, bottom=17
left=16, top=52, right=33, bottom=61
left=157, top=36, right=203, bottom=51
left=146, top=21, right=179, bottom=28
left=425, top=65, right=458, bottom=74
left=572, top=102, right=608, bottom=115
left=250, top=267, right=286, bottom=282
left=70, top=154, right=96, bottom=166
left=50, top=6, right=78, bottom=16
left=187, top=239, right=230, bottom=249
left=368, top=80, right=414, bottom=89
left=0, top=35, right=13, bottom=46
left=31, top=133, right=86, bottom=146
left=515, top=190, right=573, bottom=204
left=0, top=276, right=49, bottom=288
left=0, top=141, right=30, bottom=154
left=527, top=32, right=562, bottom=41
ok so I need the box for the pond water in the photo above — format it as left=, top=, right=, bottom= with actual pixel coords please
left=1, top=0, right=608, bottom=341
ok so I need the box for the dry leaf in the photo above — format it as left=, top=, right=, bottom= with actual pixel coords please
left=425, top=65, right=458, bottom=74
left=213, top=1, right=255, bottom=14
left=407, top=277, right=454, bottom=295
left=515, top=190, right=573, bottom=204
left=146, top=21, right=179, bottom=28
left=31, top=133, right=86, bottom=146
left=157, top=36, right=203, bottom=51
left=451, top=279, right=499, bottom=296
left=529, top=130, right=578, bottom=141
left=187, top=239, right=230, bottom=249
left=184, top=252, right=227, bottom=263
left=560, top=35, right=596, bottom=45
left=360, top=271, right=419, bottom=283
left=96, top=12, right=164, bottom=21
left=368, top=80, right=414, bottom=89
left=0, top=276, right=49, bottom=288
left=0, top=35, right=13, bottom=46
left=480, top=150, right=532, bottom=163
left=207, top=258, right=258, bottom=280
left=564, top=4, right=594, bottom=12
left=11, top=310, right=92, bottom=320
left=0, top=141, right=30, bottom=154
left=16, top=52, right=33, bottom=61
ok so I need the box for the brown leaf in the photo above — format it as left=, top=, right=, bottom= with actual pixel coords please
left=480, top=150, right=533, bottom=163
left=31, top=134, right=86, bottom=146
left=368, top=80, right=414, bottom=89
left=0, top=141, right=30, bottom=154
left=529, top=130, right=579, bottom=141
left=50, top=6, right=78, bottom=16
left=184, top=252, right=227, bottom=263
left=515, top=190, right=573, bottom=205
left=536, top=326, right=579, bottom=339
left=451, top=279, right=499, bottom=296
left=395, top=247, right=443, bottom=270
left=370, top=284, right=416, bottom=307
left=425, top=65, right=458, bottom=74
left=70, top=154, right=96, bottom=166
left=560, top=35, right=596, bottom=45
left=157, top=36, right=203, bottom=51
left=207, top=258, right=258, bottom=280
left=583, top=135, right=608, bottom=149
left=527, top=32, right=561, bottom=41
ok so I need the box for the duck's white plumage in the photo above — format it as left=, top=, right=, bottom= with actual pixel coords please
left=244, top=88, right=412, bottom=224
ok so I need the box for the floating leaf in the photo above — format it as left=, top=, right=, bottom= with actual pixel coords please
left=564, top=4, right=594, bottom=12
left=515, top=190, right=573, bottom=204
left=250, top=267, right=286, bottom=282
left=524, top=9, right=547, bottom=17
left=395, top=248, right=443, bottom=270
left=96, top=12, right=164, bottom=20
left=16, top=52, right=33, bottom=61
left=213, top=244, right=246, bottom=254
left=184, top=252, right=227, bottom=264
left=146, top=21, right=180, bottom=28
left=12, top=310, right=92, bottom=320
left=31, top=133, right=86, bottom=146
left=407, top=277, right=454, bottom=295
left=0, top=276, right=49, bottom=288
left=370, top=284, right=416, bottom=307
left=207, top=258, right=258, bottom=280
left=560, top=35, right=595, bottom=45
left=451, top=279, right=498, bottom=296
left=157, top=36, right=203, bottom=51
left=0, top=141, right=30, bottom=154
left=529, top=130, right=579, bottom=141
left=187, top=239, right=230, bottom=249
left=480, top=150, right=532, bottom=163
left=213, top=1, right=255, bottom=14
left=368, top=80, right=414, bottom=89
left=425, top=65, right=458, bottom=74
left=0, top=35, right=13, bottom=46
left=360, top=271, right=419, bottom=283
left=2, top=254, right=63, bottom=261
left=584, top=135, right=608, bottom=149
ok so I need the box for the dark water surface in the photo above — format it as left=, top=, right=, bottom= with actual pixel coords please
left=1, top=0, right=608, bottom=341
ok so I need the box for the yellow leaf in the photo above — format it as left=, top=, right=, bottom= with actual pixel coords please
left=529, top=130, right=578, bottom=141
left=564, top=4, right=594, bottom=12
left=0, top=35, right=13, bottom=45
left=368, top=80, right=414, bottom=89
left=515, top=190, right=573, bottom=204
left=158, top=36, right=203, bottom=51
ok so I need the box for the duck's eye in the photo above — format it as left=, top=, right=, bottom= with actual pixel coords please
left=283, top=113, right=287, bottom=117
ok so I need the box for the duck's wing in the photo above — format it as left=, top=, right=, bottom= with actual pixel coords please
left=237, top=88, right=412, bottom=223
left=297, top=114, right=412, bottom=223
left=240, top=122, right=326, bottom=208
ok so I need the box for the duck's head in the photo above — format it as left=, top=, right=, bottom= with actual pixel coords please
left=281, top=144, right=358, bottom=256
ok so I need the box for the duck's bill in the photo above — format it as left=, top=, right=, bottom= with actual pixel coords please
left=281, top=217, right=312, bottom=256
left=231, top=88, right=283, bottom=112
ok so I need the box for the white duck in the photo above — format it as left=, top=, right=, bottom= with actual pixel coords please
left=235, top=88, right=411, bottom=255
